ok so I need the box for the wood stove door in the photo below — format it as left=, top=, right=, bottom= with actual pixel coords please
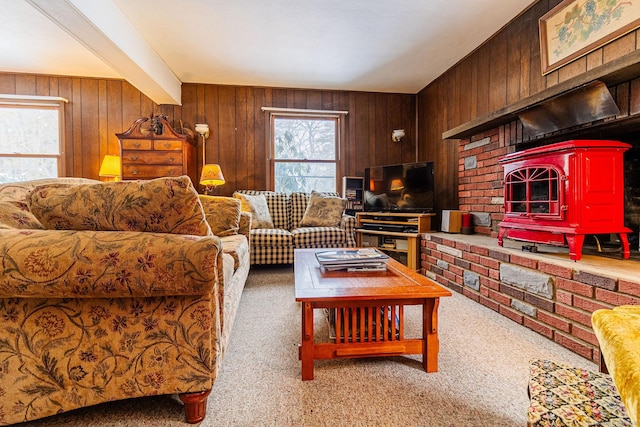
left=504, top=166, right=563, bottom=221
left=576, top=150, right=626, bottom=229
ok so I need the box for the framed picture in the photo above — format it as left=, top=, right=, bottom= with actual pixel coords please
left=539, top=0, right=640, bottom=74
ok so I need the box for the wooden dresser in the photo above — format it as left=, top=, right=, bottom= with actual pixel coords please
left=116, top=116, right=197, bottom=184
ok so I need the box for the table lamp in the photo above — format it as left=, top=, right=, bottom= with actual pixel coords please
left=200, top=163, right=225, bottom=193
left=99, top=155, right=121, bottom=181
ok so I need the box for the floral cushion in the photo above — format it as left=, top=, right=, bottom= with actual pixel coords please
left=299, top=190, right=347, bottom=227
left=199, top=195, right=241, bottom=237
left=0, top=292, right=218, bottom=425
left=0, top=200, right=44, bottom=229
left=27, top=176, right=212, bottom=236
left=527, top=359, right=632, bottom=426
left=0, top=228, right=220, bottom=298
left=233, top=192, right=274, bottom=229
left=220, top=234, right=249, bottom=271
left=0, top=177, right=99, bottom=203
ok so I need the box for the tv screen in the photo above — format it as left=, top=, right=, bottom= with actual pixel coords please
left=364, top=162, right=434, bottom=213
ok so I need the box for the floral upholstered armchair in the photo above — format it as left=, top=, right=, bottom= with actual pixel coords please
left=0, top=176, right=250, bottom=425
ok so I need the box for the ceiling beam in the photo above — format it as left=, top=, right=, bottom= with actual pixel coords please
left=27, top=0, right=181, bottom=105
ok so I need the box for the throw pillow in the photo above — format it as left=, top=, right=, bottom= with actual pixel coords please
left=233, top=192, right=274, bottom=229
left=199, top=195, right=241, bottom=237
left=27, top=176, right=212, bottom=236
left=0, top=201, right=45, bottom=230
left=0, top=177, right=99, bottom=203
left=299, top=190, right=347, bottom=227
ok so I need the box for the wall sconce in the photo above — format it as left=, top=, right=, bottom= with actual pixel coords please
left=99, top=155, right=121, bottom=181
left=195, top=123, right=210, bottom=139
left=392, top=129, right=405, bottom=143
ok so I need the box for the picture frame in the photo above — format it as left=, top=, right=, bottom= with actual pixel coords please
left=539, top=0, right=640, bottom=75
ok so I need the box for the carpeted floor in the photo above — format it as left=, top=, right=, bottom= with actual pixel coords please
left=18, top=266, right=595, bottom=427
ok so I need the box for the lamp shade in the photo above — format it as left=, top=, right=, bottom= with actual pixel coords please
left=99, top=155, right=121, bottom=180
left=200, top=164, right=225, bottom=187
left=390, top=178, right=404, bottom=191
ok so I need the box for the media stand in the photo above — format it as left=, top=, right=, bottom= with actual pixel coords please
left=355, top=212, right=435, bottom=270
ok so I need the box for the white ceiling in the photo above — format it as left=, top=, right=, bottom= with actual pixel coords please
left=1, top=0, right=535, bottom=104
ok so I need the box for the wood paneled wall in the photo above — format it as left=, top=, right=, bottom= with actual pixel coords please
left=0, top=73, right=416, bottom=195
left=418, top=0, right=640, bottom=211
left=0, top=73, right=165, bottom=179
left=180, top=84, right=416, bottom=194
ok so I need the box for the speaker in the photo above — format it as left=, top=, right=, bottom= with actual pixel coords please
left=441, top=210, right=464, bottom=233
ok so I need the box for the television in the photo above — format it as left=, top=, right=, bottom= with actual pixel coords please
left=364, top=161, right=434, bottom=213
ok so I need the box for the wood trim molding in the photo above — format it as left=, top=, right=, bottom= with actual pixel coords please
left=0, top=94, right=68, bottom=105
left=261, top=107, right=348, bottom=116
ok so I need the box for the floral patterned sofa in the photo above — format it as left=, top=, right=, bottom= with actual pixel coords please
left=234, top=190, right=356, bottom=265
left=0, top=176, right=250, bottom=425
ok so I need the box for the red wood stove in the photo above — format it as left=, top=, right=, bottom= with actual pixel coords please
left=497, top=140, right=631, bottom=261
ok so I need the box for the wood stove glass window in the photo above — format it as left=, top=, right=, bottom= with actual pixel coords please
left=504, top=167, right=561, bottom=218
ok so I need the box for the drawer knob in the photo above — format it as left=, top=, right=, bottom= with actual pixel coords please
left=134, top=143, right=141, bottom=148
left=168, top=157, right=174, bottom=162
left=131, top=156, right=138, bottom=161
left=168, top=170, right=175, bottom=175
left=164, top=143, right=171, bottom=148
left=132, top=170, right=139, bottom=175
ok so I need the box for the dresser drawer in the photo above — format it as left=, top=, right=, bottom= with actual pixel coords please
left=154, top=140, right=183, bottom=151
left=122, top=164, right=183, bottom=179
left=122, top=150, right=181, bottom=165
left=121, top=139, right=152, bottom=150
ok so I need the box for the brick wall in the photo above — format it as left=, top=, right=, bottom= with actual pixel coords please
left=421, top=233, right=640, bottom=363
left=458, top=123, right=524, bottom=236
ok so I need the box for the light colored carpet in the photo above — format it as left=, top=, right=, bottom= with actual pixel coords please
left=19, top=266, right=595, bottom=427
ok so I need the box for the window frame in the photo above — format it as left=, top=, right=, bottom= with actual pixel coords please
left=0, top=95, right=67, bottom=181
left=264, top=107, right=347, bottom=193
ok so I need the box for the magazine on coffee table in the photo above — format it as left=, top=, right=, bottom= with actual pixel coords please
left=315, top=248, right=389, bottom=271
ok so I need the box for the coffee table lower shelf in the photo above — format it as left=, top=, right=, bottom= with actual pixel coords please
left=298, top=298, right=441, bottom=380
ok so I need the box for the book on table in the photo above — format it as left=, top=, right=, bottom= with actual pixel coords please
left=315, top=248, right=389, bottom=271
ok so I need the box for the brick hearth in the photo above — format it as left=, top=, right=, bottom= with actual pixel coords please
left=420, top=232, right=640, bottom=363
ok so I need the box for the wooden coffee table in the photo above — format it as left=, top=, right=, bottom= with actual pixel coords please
left=294, top=248, right=452, bottom=380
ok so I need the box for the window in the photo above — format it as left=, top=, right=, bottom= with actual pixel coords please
left=266, top=108, right=346, bottom=194
left=0, top=96, right=66, bottom=183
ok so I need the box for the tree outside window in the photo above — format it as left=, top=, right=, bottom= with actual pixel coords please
left=272, top=116, right=338, bottom=193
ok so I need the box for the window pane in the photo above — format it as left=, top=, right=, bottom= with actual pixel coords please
left=511, top=182, right=526, bottom=201
left=530, top=180, right=549, bottom=201
left=274, top=162, right=336, bottom=193
left=0, top=108, right=60, bottom=154
left=511, top=202, right=527, bottom=213
left=0, top=157, right=58, bottom=184
left=274, top=118, right=335, bottom=160
left=531, top=202, right=550, bottom=214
